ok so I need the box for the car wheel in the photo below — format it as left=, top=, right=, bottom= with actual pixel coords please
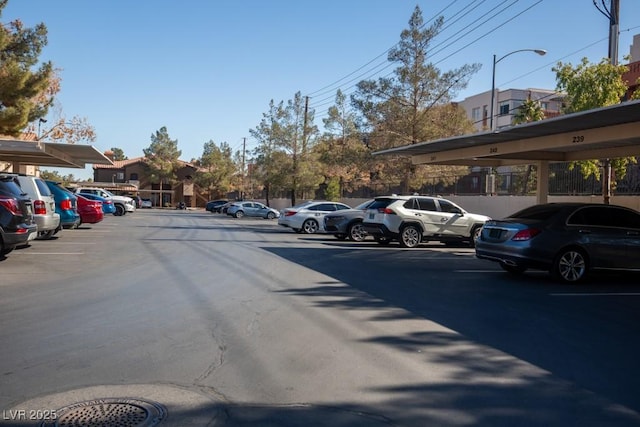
left=469, top=225, right=482, bottom=247
left=348, top=222, right=366, bottom=242
left=553, top=248, right=588, bottom=283
left=334, top=234, right=348, bottom=240
left=234, top=210, right=244, bottom=218
left=266, top=211, right=276, bottom=219
left=0, top=239, right=13, bottom=256
left=114, top=204, right=125, bottom=216
left=399, top=225, right=421, bottom=248
left=37, top=230, right=55, bottom=240
left=500, top=262, right=527, bottom=275
left=375, top=237, right=391, bottom=245
left=302, top=219, right=319, bottom=234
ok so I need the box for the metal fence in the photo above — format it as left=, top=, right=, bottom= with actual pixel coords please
left=247, top=162, right=640, bottom=200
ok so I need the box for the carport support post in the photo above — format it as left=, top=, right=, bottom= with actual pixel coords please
left=536, top=160, right=549, bottom=204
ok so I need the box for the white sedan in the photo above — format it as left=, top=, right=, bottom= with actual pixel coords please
left=277, top=201, right=351, bottom=234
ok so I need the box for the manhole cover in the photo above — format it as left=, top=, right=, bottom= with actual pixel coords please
left=41, top=398, right=166, bottom=427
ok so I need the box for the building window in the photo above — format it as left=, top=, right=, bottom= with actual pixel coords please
left=499, top=101, right=510, bottom=116
left=482, top=105, right=488, bottom=127
left=116, top=172, right=124, bottom=180
left=472, top=107, right=481, bottom=122
left=130, top=173, right=138, bottom=180
left=540, top=102, right=548, bottom=110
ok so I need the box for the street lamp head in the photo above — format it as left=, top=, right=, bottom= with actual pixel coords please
left=490, top=47, right=547, bottom=131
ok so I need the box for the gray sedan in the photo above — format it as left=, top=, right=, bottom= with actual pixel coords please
left=227, top=201, right=280, bottom=219
left=323, top=200, right=375, bottom=241
left=475, top=202, right=640, bottom=283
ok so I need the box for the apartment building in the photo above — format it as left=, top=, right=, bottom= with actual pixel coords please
left=459, top=88, right=564, bottom=132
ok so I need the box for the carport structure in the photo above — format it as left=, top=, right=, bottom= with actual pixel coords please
left=373, top=100, right=640, bottom=204
left=0, top=137, right=113, bottom=170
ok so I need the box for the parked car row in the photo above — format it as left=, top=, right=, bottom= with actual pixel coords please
left=276, top=196, right=490, bottom=249
left=276, top=195, right=640, bottom=284
left=0, top=174, right=136, bottom=258
left=205, top=194, right=640, bottom=283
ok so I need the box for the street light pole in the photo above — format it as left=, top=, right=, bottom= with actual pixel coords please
left=490, top=48, right=547, bottom=131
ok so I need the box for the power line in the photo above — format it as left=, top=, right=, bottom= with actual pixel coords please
left=305, top=0, right=463, bottom=98
left=311, top=1, right=543, bottom=118
left=308, top=0, right=499, bottom=108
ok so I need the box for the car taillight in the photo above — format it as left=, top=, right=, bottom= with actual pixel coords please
left=0, top=196, right=21, bottom=215
left=512, top=228, right=541, bottom=241
left=378, top=208, right=395, bottom=214
left=33, top=200, right=46, bottom=215
left=284, top=211, right=297, bottom=217
left=104, top=200, right=113, bottom=205
left=60, top=199, right=72, bottom=210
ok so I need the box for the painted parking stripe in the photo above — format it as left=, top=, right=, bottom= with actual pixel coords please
left=454, top=270, right=501, bottom=273
left=551, top=293, right=640, bottom=296
left=14, top=252, right=84, bottom=255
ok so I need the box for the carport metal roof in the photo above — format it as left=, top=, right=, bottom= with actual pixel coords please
left=373, top=99, right=640, bottom=167
left=0, top=138, right=113, bottom=168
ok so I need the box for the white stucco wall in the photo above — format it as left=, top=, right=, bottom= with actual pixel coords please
left=266, top=195, right=640, bottom=218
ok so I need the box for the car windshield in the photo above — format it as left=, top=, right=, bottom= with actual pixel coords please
left=0, top=176, right=25, bottom=196
left=291, top=201, right=315, bottom=209
left=354, top=200, right=374, bottom=210
left=367, top=198, right=398, bottom=210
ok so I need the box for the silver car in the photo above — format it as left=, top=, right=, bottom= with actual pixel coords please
left=13, top=174, right=60, bottom=239
left=227, top=201, right=280, bottom=219
left=324, top=200, right=375, bottom=241
left=278, top=201, right=352, bottom=234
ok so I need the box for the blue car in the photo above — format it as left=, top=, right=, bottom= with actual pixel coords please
left=44, top=181, right=80, bottom=229
left=79, top=192, right=116, bottom=214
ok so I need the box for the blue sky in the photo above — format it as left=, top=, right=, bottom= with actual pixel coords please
left=4, top=0, right=640, bottom=179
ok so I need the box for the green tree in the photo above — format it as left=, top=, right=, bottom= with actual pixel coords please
left=553, top=57, right=636, bottom=198
left=513, top=98, right=545, bottom=125
left=250, top=99, right=290, bottom=205
left=0, top=0, right=54, bottom=136
left=315, top=89, right=370, bottom=196
left=324, top=177, right=340, bottom=201
left=554, top=57, right=628, bottom=113
left=39, top=169, right=77, bottom=183
left=109, top=147, right=128, bottom=161
left=252, top=92, right=323, bottom=205
left=351, top=5, right=480, bottom=194
left=143, top=126, right=181, bottom=207
left=194, top=140, right=236, bottom=199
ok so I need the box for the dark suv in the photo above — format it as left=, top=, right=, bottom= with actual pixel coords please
left=0, top=174, right=38, bottom=256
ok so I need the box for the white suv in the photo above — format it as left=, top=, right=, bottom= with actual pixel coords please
left=73, top=187, right=136, bottom=216
left=362, top=195, right=491, bottom=248
left=12, top=174, right=61, bottom=239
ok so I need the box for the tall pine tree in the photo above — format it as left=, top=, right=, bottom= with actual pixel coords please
left=0, top=0, right=54, bottom=136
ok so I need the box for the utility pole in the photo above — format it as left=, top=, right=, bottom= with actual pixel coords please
left=241, top=137, right=246, bottom=200
left=594, top=0, right=620, bottom=205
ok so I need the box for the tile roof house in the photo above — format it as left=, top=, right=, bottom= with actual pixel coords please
left=92, top=154, right=207, bottom=208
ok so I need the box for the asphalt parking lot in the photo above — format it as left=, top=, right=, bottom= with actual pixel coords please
left=2, top=209, right=640, bottom=426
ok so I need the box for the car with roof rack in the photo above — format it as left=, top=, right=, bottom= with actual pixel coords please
left=361, top=194, right=490, bottom=248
